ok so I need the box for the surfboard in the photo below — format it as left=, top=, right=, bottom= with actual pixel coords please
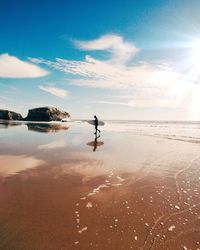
left=88, top=120, right=105, bottom=126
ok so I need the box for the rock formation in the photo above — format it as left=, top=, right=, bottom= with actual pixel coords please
left=0, top=109, right=23, bottom=120
left=24, top=107, right=70, bottom=122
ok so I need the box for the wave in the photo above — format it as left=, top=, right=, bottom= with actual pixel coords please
left=103, top=120, right=200, bottom=144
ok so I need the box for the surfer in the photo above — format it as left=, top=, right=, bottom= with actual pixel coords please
left=94, top=115, right=100, bottom=134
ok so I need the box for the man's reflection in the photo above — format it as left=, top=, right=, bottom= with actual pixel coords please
left=87, top=134, right=104, bottom=152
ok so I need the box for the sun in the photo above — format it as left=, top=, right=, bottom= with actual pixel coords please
left=183, top=39, right=200, bottom=83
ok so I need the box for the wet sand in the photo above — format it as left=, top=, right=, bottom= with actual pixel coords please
left=0, top=120, right=200, bottom=249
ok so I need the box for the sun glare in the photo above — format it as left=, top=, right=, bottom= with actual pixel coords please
left=191, top=40, right=200, bottom=63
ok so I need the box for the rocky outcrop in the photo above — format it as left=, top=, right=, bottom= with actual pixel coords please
left=24, top=107, right=70, bottom=122
left=0, top=107, right=71, bottom=122
left=0, top=109, right=23, bottom=120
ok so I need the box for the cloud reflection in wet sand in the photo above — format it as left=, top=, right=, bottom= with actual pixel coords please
left=38, top=139, right=67, bottom=149
left=0, top=155, right=44, bottom=177
left=0, top=121, right=200, bottom=249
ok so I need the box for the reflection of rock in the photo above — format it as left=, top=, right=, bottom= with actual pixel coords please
left=0, top=155, right=44, bottom=178
left=27, top=123, right=69, bottom=133
left=0, top=109, right=23, bottom=120
left=24, top=107, right=70, bottom=122
left=0, top=120, right=23, bottom=128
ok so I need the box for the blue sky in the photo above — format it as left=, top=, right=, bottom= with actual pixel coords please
left=1, top=0, right=200, bottom=120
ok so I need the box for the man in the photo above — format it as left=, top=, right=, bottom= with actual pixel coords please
left=94, top=115, right=100, bottom=134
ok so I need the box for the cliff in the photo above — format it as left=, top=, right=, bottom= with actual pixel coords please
left=24, top=107, right=70, bottom=122
left=0, top=109, right=23, bottom=120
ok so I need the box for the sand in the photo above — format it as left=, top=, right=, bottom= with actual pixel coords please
left=0, top=120, right=199, bottom=249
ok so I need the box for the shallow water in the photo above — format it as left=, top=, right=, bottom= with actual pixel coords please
left=0, top=120, right=200, bottom=249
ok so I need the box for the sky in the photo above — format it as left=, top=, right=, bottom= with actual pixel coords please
left=1, top=0, right=200, bottom=120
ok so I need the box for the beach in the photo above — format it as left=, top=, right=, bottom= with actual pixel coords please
left=0, top=120, right=200, bottom=250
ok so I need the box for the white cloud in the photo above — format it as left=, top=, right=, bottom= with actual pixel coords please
left=0, top=102, right=8, bottom=110
left=32, top=56, right=184, bottom=90
left=75, top=34, right=139, bottom=64
left=39, top=85, right=69, bottom=98
left=95, top=100, right=135, bottom=107
left=0, top=53, right=49, bottom=78
left=31, top=34, right=194, bottom=108
left=32, top=56, right=187, bottom=109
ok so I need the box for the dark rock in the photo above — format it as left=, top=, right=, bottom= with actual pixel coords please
left=0, top=109, right=23, bottom=120
left=24, top=107, right=70, bottom=122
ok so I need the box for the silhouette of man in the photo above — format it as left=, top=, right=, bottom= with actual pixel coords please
left=94, top=115, right=100, bottom=134
left=93, top=133, right=100, bottom=152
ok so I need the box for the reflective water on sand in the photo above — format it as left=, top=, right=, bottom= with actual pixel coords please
left=0, top=120, right=200, bottom=249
